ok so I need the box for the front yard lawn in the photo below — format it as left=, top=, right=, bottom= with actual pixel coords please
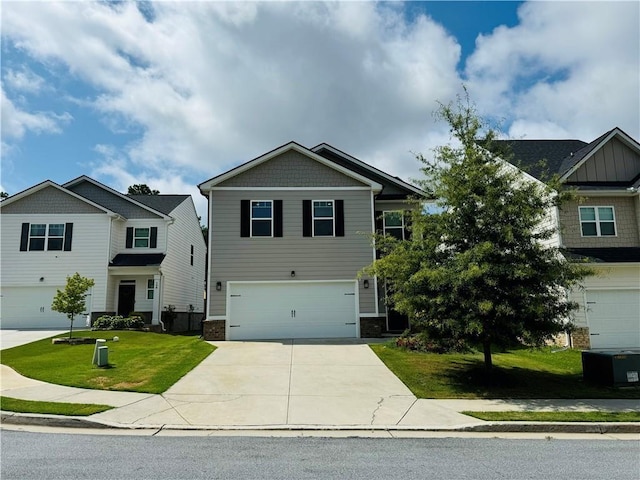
left=462, top=411, right=640, bottom=422
left=370, top=343, right=640, bottom=399
left=1, top=396, right=112, bottom=416
left=1, top=330, right=215, bottom=394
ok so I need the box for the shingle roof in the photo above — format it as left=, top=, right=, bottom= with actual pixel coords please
left=490, top=139, right=588, bottom=182
left=109, top=253, right=166, bottom=267
left=562, top=247, right=640, bottom=263
left=127, top=195, right=189, bottom=215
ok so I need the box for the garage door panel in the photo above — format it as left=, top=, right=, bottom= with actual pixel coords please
left=586, top=290, right=640, bottom=350
left=228, top=281, right=357, bottom=340
left=1, top=286, right=70, bottom=329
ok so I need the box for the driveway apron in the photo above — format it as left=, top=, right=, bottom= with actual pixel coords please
left=96, top=339, right=418, bottom=427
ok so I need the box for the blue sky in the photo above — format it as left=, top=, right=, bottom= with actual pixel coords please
left=2, top=1, right=638, bottom=217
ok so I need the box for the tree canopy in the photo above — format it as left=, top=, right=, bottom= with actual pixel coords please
left=51, top=273, right=95, bottom=339
left=368, top=93, right=592, bottom=370
left=128, top=184, right=159, bottom=195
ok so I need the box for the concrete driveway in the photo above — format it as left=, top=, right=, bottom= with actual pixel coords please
left=93, top=339, right=420, bottom=427
left=0, top=329, right=67, bottom=350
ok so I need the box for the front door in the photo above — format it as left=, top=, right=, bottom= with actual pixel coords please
left=118, top=283, right=136, bottom=316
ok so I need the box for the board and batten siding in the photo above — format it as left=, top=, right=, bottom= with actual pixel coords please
left=162, top=198, right=206, bottom=313
left=208, top=189, right=376, bottom=318
left=0, top=213, right=112, bottom=313
left=567, top=138, right=640, bottom=183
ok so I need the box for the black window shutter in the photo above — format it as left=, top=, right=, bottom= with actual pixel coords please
left=375, top=211, right=383, bottom=234
left=20, top=223, right=29, bottom=251
left=150, top=227, right=158, bottom=248
left=126, top=227, right=134, bottom=248
left=302, top=200, right=312, bottom=237
left=240, top=200, right=250, bottom=237
left=63, top=223, right=73, bottom=251
left=403, top=213, right=412, bottom=241
left=335, top=200, right=345, bottom=237
left=274, top=200, right=283, bottom=237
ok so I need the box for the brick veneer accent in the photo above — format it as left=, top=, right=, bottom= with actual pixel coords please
left=203, top=320, right=225, bottom=341
left=571, top=327, right=591, bottom=349
left=360, top=317, right=384, bottom=338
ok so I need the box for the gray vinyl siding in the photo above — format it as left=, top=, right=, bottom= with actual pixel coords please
left=218, top=150, right=367, bottom=188
left=67, top=182, right=163, bottom=219
left=209, top=189, right=376, bottom=316
left=567, top=138, right=640, bottom=183
left=0, top=186, right=105, bottom=214
left=559, top=197, right=639, bottom=247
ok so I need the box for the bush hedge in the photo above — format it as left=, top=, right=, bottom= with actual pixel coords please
left=93, top=315, right=145, bottom=330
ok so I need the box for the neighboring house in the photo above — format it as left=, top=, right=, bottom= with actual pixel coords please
left=0, top=176, right=206, bottom=330
left=198, top=141, right=424, bottom=340
left=497, top=127, right=640, bottom=350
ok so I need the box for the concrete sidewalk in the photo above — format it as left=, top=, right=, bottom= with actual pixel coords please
left=1, top=338, right=638, bottom=432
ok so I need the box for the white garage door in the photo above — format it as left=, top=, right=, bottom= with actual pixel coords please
left=227, top=281, right=358, bottom=340
left=586, top=290, right=640, bottom=350
left=0, top=286, right=70, bottom=329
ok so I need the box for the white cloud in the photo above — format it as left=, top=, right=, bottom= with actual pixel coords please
left=1, top=1, right=638, bottom=218
left=466, top=1, right=640, bottom=140
left=3, top=68, right=46, bottom=93
left=0, top=88, right=72, bottom=140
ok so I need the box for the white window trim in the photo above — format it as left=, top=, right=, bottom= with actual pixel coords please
left=579, top=206, right=617, bottom=237
left=28, top=223, right=65, bottom=251
left=134, top=227, right=151, bottom=248
left=383, top=210, right=405, bottom=240
left=312, top=199, right=335, bottom=237
left=250, top=200, right=274, bottom=238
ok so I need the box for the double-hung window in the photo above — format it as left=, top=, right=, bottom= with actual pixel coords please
left=313, top=201, right=334, bottom=236
left=251, top=201, right=273, bottom=237
left=147, top=279, right=155, bottom=300
left=27, top=223, right=65, bottom=251
left=134, top=228, right=150, bottom=247
left=383, top=211, right=405, bottom=240
left=579, top=207, right=616, bottom=237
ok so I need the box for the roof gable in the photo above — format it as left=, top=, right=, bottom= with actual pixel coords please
left=198, top=142, right=383, bottom=193
left=312, top=144, right=426, bottom=199
left=0, top=180, right=114, bottom=215
left=562, top=128, right=640, bottom=185
left=64, top=176, right=170, bottom=219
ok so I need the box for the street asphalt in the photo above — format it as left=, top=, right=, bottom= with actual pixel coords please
left=1, top=330, right=638, bottom=434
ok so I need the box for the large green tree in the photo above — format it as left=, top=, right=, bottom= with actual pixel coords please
left=368, top=94, right=592, bottom=370
left=127, top=184, right=159, bottom=195
left=51, top=273, right=95, bottom=339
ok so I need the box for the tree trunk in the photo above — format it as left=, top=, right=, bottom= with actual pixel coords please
left=482, top=339, right=493, bottom=371
left=69, top=316, right=74, bottom=339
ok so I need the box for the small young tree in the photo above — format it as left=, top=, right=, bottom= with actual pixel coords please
left=368, top=92, right=592, bottom=371
left=51, top=273, right=95, bottom=339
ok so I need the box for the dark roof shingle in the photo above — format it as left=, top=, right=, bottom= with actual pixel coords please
left=127, top=195, right=189, bottom=214
left=109, top=253, right=166, bottom=267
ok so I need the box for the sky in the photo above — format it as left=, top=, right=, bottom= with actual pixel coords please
left=2, top=1, right=639, bottom=217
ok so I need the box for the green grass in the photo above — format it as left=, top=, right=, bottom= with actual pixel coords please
left=370, top=343, right=640, bottom=399
left=1, top=330, right=215, bottom=394
left=1, top=396, right=112, bottom=416
left=462, top=411, right=640, bottom=422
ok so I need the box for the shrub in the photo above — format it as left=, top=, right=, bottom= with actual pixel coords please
left=93, top=314, right=145, bottom=330
left=395, top=330, right=470, bottom=354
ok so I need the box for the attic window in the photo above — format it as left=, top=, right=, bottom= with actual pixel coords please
left=579, top=207, right=616, bottom=237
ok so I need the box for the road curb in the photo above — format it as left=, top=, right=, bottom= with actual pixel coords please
left=3, top=411, right=639, bottom=434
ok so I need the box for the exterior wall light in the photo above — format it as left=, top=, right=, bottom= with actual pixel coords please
left=363, top=279, right=369, bottom=289
left=290, top=271, right=296, bottom=277
left=215, top=281, right=222, bottom=291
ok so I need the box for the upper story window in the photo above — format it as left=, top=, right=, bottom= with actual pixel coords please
left=383, top=211, right=405, bottom=240
left=251, top=201, right=273, bottom=237
left=240, top=200, right=282, bottom=238
left=134, top=228, right=150, bottom=247
left=126, top=226, right=158, bottom=248
left=20, top=222, right=73, bottom=252
left=190, top=245, right=194, bottom=266
left=313, top=200, right=334, bottom=236
left=579, top=206, right=616, bottom=237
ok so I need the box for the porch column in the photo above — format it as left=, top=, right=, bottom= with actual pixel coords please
left=152, top=274, right=161, bottom=325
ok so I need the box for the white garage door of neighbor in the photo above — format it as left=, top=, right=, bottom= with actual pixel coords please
left=1, top=286, right=70, bottom=329
left=227, top=281, right=358, bottom=340
left=586, top=290, right=640, bottom=350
